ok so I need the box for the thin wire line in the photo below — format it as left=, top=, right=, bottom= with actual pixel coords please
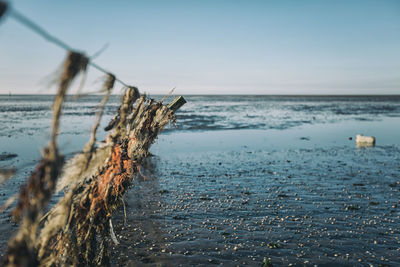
left=8, top=6, right=131, bottom=88
left=91, top=62, right=128, bottom=87
left=90, top=43, right=109, bottom=59
left=10, top=8, right=72, bottom=51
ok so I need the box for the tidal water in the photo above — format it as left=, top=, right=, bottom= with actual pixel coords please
left=1, top=95, right=400, bottom=138
left=1, top=95, right=400, bottom=266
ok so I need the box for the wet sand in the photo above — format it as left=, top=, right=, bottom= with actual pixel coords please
left=110, top=122, right=400, bottom=266
left=1, top=95, right=400, bottom=265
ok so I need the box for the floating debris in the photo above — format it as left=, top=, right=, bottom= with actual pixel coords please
left=356, top=134, right=375, bottom=147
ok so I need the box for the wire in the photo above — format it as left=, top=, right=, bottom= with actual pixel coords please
left=90, top=43, right=109, bottom=59
left=10, top=8, right=73, bottom=51
left=7, top=5, right=132, bottom=88
left=90, top=62, right=129, bottom=87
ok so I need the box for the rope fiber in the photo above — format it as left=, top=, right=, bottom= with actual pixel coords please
left=1, top=1, right=132, bottom=88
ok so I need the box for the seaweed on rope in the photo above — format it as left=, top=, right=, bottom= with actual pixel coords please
left=1, top=65, right=185, bottom=266
left=35, top=89, right=184, bottom=266
left=3, top=51, right=89, bottom=266
left=0, top=3, right=187, bottom=264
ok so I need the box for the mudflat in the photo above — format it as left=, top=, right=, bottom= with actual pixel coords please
left=1, top=95, right=399, bottom=265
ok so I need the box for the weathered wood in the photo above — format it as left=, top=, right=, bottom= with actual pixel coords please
left=35, top=93, right=185, bottom=266
left=168, top=96, right=186, bottom=112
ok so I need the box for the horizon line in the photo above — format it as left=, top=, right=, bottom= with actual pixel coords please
left=1, top=93, right=400, bottom=97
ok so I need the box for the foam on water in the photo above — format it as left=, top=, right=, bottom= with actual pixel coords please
left=173, top=95, right=400, bottom=131
left=1, top=95, right=400, bottom=138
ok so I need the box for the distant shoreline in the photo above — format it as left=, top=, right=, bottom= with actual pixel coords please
left=1, top=94, right=400, bottom=97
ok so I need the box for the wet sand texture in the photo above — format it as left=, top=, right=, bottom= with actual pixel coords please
left=110, top=144, right=400, bottom=266
left=1, top=95, right=400, bottom=266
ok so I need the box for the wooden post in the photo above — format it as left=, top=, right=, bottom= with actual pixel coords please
left=168, top=96, right=186, bottom=112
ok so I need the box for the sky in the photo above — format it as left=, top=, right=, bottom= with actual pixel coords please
left=0, top=0, right=399, bottom=95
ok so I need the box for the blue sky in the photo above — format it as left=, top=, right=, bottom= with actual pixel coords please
left=0, top=0, right=399, bottom=95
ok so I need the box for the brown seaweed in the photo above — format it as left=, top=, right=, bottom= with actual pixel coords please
left=3, top=51, right=88, bottom=266
left=36, top=92, right=182, bottom=266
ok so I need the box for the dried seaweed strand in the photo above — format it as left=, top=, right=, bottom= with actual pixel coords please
left=36, top=74, right=116, bottom=264
left=82, top=74, right=115, bottom=170
left=37, top=94, right=183, bottom=266
left=5, top=4, right=130, bottom=88
left=3, top=51, right=88, bottom=267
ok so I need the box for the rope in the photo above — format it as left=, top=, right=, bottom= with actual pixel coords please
left=2, top=2, right=132, bottom=88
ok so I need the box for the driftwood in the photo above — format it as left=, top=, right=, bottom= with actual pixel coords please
left=2, top=48, right=185, bottom=266
left=1, top=5, right=187, bottom=265
left=4, top=90, right=184, bottom=266
left=36, top=91, right=183, bottom=266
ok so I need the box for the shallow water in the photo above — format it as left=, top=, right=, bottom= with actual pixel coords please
left=2, top=95, right=400, bottom=139
left=0, top=95, right=399, bottom=265
left=109, top=123, right=400, bottom=266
